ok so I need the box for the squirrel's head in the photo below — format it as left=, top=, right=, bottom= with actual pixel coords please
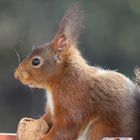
left=14, top=3, right=85, bottom=89
left=14, top=38, right=70, bottom=89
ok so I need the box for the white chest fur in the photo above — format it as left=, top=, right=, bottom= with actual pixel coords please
left=46, top=91, right=54, bottom=115
left=77, top=121, right=93, bottom=140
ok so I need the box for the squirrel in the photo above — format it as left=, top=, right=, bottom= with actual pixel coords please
left=14, top=4, right=140, bottom=140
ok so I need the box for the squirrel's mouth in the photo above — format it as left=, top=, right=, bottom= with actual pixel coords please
left=27, top=81, right=44, bottom=89
left=18, top=78, right=44, bottom=89
left=18, top=80, right=36, bottom=88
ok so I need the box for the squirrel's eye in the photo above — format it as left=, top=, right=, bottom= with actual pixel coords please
left=32, top=58, right=41, bottom=66
left=31, top=56, right=43, bottom=68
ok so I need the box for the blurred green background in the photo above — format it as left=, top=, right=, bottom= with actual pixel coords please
left=0, top=0, right=140, bottom=132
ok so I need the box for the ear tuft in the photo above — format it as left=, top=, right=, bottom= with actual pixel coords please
left=54, top=3, right=85, bottom=46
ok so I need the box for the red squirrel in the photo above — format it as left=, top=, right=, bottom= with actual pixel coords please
left=14, top=4, right=140, bottom=140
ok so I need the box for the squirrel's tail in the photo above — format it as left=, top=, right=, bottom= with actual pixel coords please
left=133, top=67, right=140, bottom=139
left=134, top=67, right=140, bottom=86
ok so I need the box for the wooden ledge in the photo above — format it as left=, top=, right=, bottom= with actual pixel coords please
left=0, top=133, right=16, bottom=140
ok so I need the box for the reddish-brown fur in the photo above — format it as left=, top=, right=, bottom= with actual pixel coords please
left=15, top=4, right=140, bottom=140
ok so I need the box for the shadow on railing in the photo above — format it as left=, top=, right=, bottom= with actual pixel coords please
left=103, top=138, right=133, bottom=140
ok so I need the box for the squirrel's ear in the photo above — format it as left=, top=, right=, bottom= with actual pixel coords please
left=53, top=3, right=84, bottom=48
left=53, top=35, right=69, bottom=51
left=52, top=35, right=69, bottom=63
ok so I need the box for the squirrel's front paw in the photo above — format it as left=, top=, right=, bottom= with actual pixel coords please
left=17, top=117, right=49, bottom=140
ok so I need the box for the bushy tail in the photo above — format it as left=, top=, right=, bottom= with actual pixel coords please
left=134, top=67, right=140, bottom=86
left=133, top=68, right=140, bottom=139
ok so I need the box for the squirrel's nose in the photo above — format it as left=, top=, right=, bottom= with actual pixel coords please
left=14, top=70, right=20, bottom=80
left=14, top=69, right=29, bottom=80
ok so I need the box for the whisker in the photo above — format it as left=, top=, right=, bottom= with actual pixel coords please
left=14, top=49, right=21, bottom=65
left=32, top=45, right=35, bottom=50
left=22, top=84, right=31, bottom=95
left=28, top=87, right=34, bottom=94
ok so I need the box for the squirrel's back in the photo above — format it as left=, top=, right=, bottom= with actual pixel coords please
left=86, top=68, right=140, bottom=139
